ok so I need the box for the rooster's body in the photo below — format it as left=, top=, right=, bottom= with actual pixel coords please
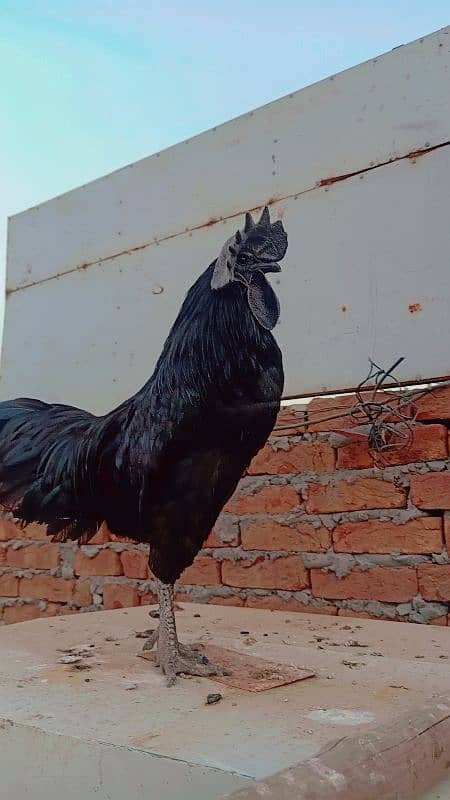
left=0, top=207, right=288, bottom=683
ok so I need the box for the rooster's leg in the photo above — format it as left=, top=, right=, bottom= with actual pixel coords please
left=150, top=579, right=230, bottom=686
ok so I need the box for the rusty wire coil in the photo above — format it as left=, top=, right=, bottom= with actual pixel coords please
left=274, top=356, right=449, bottom=465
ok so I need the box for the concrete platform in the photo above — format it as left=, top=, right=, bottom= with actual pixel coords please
left=1, top=603, right=450, bottom=799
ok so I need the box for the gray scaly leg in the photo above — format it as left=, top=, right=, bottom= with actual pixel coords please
left=144, top=579, right=230, bottom=686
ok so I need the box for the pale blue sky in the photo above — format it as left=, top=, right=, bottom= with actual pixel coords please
left=0, top=1, right=449, bottom=293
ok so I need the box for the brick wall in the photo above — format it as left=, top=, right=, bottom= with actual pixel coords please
left=1, top=386, right=450, bottom=626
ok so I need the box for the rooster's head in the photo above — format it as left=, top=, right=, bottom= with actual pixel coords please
left=211, top=206, right=288, bottom=330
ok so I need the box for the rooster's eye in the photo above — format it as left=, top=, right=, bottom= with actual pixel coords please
left=237, top=253, right=251, bottom=267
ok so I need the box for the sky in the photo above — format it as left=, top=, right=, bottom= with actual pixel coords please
left=0, top=0, right=449, bottom=318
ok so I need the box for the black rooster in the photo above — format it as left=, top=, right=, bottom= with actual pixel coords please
left=0, top=207, right=288, bottom=684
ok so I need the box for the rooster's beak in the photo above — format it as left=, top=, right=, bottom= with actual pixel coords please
left=256, top=262, right=281, bottom=274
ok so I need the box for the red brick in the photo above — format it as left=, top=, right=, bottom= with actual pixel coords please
left=410, top=474, right=450, bottom=510
left=3, top=604, right=40, bottom=624
left=72, top=580, right=93, bottom=608
left=0, top=574, right=19, bottom=596
left=6, top=543, right=60, bottom=570
left=306, top=478, right=406, bottom=514
left=241, top=519, right=331, bottom=553
left=222, top=556, right=309, bottom=591
left=75, top=549, right=123, bottom=577
left=0, top=519, right=22, bottom=541
left=89, top=523, right=111, bottom=544
left=430, top=616, right=448, bottom=626
left=208, top=596, right=246, bottom=607
left=174, top=592, right=192, bottom=604
left=271, top=427, right=305, bottom=437
left=307, top=392, right=389, bottom=432
left=306, top=395, right=354, bottom=432
left=417, top=564, right=450, bottom=602
left=109, top=532, right=136, bottom=544
left=270, top=420, right=306, bottom=437
left=225, top=485, right=300, bottom=515
left=0, top=549, right=5, bottom=566
left=139, top=591, right=158, bottom=605
left=337, top=425, right=448, bottom=469
left=38, top=603, right=62, bottom=618
left=20, top=522, right=49, bottom=541
left=179, top=557, right=221, bottom=586
left=245, top=595, right=337, bottom=614
left=415, top=386, right=450, bottom=421
left=445, top=513, right=450, bottom=552
left=121, top=550, right=150, bottom=579
left=205, top=526, right=240, bottom=547
left=248, top=442, right=335, bottom=475
left=333, top=518, right=443, bottom=554
left=40, top=603, right=77, bottom=618
left=336, top=443, right=374, bottom=471
left=273, top=406, right=308, bottom=437
left=311, top=567, right=417, bottom=602
left=19, top=575, right=74, bottom=602
left=0, top=520, right=49, bottom=541
left=103, top=583, right=139, bottom=610
left=204, top=531, right=222, bottom=548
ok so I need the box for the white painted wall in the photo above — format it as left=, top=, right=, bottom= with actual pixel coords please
left=2, top=28, right=450, bottom=413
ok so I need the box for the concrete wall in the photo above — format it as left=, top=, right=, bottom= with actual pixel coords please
left=1, top=386, right=450, bottom=627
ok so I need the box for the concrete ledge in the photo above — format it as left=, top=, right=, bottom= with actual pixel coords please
left=224, top=696, right=450, bottom=799
left=1, top=718, right=250, bottom=800
left=2, top=604, right=450, bottom=799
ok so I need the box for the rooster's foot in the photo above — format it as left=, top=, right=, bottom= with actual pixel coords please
left=142, top=629, right=205, bottom=663
left=143, top=629, right=228, bottom=685
left=158, top=642, right=230, bottom=687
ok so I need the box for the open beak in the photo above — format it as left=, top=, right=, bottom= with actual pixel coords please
left=255, top=262, right=281, bottom=274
